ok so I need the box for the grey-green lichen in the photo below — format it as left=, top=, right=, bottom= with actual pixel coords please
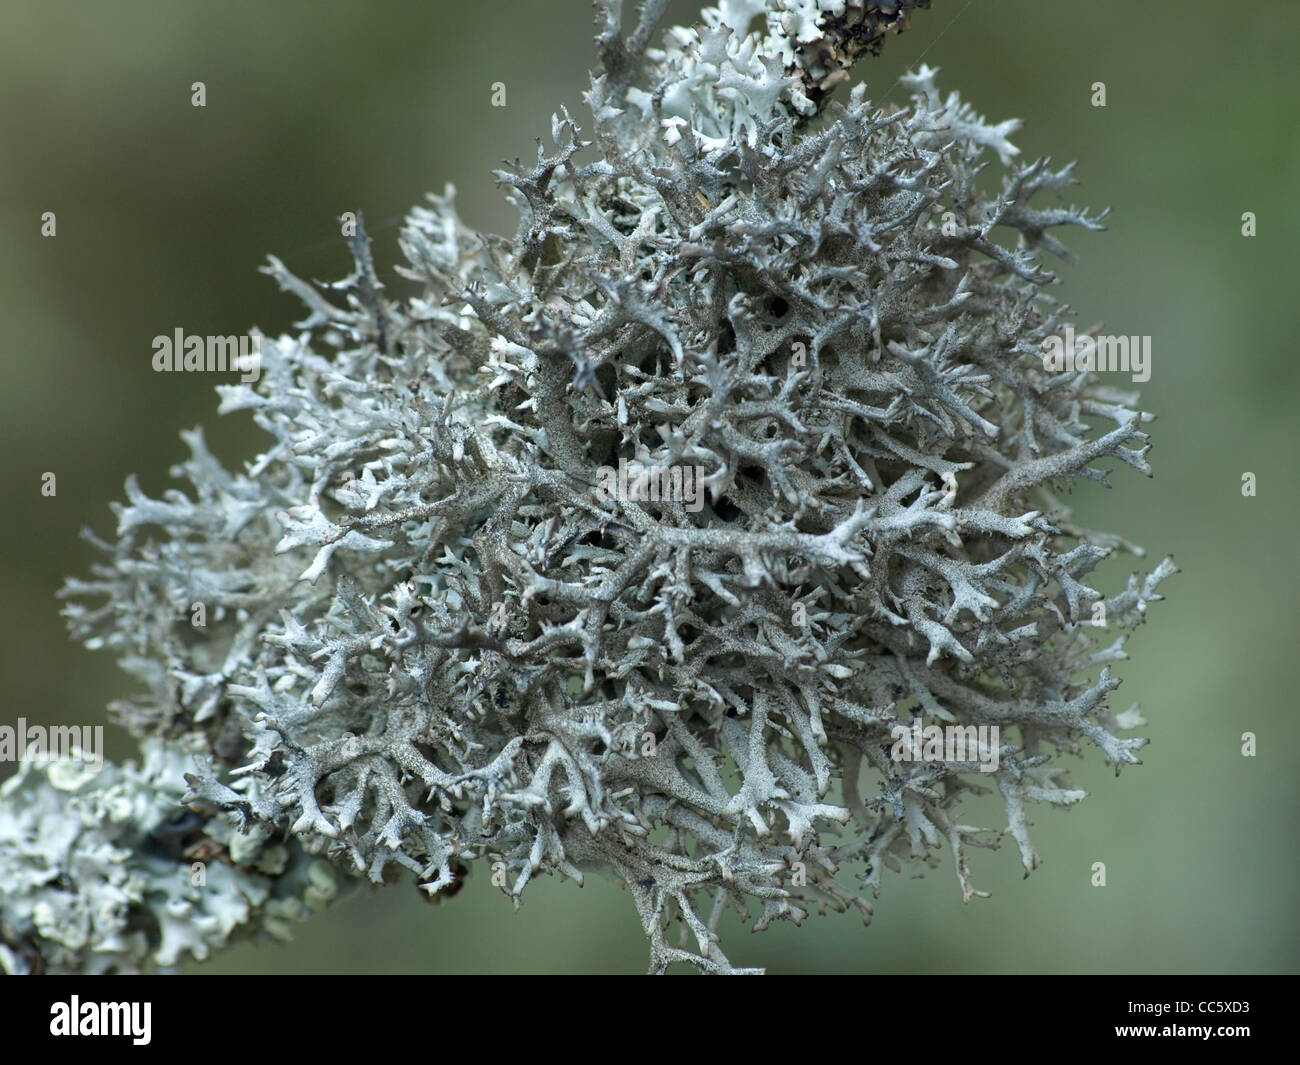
left=3, top=0, right=1175, bottom=974
left=0, top=739, right=340, bottom=974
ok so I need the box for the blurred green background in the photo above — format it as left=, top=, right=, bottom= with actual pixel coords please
left=1, top=0, right=1295, bottom=974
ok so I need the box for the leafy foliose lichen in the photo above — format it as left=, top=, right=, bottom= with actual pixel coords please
left=0, top=739, right=340, bottom=974
left=6, top=0, right=1175, bottom=974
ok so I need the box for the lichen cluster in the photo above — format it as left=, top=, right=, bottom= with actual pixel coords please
left=2, top=0, right=1173, bottom=974
left=0, top=739, right=339, bottom=974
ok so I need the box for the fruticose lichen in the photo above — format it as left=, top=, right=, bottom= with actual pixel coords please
left=2, top=0, right=1175, bottom=974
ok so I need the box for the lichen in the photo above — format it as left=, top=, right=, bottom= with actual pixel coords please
left=3, top=0, right=1175, bottom=974
left=0, top=739, right=339, bottom=973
